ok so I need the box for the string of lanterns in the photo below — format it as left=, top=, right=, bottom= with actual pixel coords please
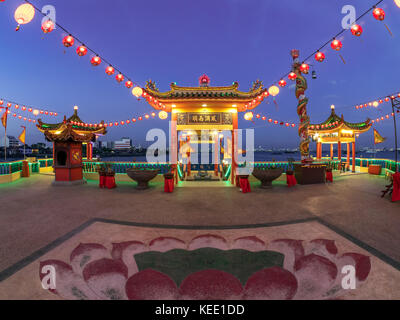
left=0, top=98, right=58, bottom=117
left=244, top=111, right=297, bottom=128
left=12, top=0, right=145, bottom=100
left=263, top=0, right=390, bottom=98
left=2, top=109, right=38, bottom=124
left=354, top=92, right=400, bottom=110
left=73, top=110, right=169, bottom=129
left=371, top=110, right=399, bottom=124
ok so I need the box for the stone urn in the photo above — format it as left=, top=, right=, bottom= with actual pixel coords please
left=127, top=168, right=159, bottom=190
left=252, top=168, right=283, bottom=188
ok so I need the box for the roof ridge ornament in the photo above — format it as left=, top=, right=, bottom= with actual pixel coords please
left=199, top=74, right=210, bottom=87
left=250, top=80, right=263, bottom=92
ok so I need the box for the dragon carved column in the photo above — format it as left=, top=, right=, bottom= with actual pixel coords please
left=291, top=49, right=311, bottom=162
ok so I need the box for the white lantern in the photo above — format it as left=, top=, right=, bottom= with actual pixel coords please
left=244, top=112, right=253, bottom=121
left=268, top=85, right=280, bottom=97
left=158, top=111, right=168, bottom=120
left=132, top=86, right=143, bottom=98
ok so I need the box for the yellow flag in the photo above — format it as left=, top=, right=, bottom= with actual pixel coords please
left=373, top=129, right=386, bottom=145
left=18, top=126, right=26, bottom=144
left=1, top=109, right=7, bottom=129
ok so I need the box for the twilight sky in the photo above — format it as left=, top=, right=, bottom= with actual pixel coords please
left=0, top=0, right=399, bottom=148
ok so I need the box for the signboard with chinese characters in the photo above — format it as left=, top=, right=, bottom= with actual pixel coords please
left=177, top=113, right=233, bottom=126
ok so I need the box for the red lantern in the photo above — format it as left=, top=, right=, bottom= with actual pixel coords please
left=262, top=116, right=266, bottom=121
left=41, top=20, right=54, bottom=33
left=300, top=63, right=309, bottom=74
left=106, top=66, right=115, bottom=75
left=351, top=24, right=363, bottom=37
left=63, top=35, right=74, bottom=47
left=138, top=116, right=143, bottom=121
left=77, top=45, right=88, bottom=56
left=91, top=56, right=101, bottom=66
left=7, top=103, right=12, bottom=107
left=288, top=72, right=297, bottom=81
left=331, top=39, right=342, bottom=51
left=372, top=8, right=385, bottom=21
left=278, top=79, right=287, bottom=87
left=125, top=81, right=133, bottom=88
left=132, top=118, right=136, bottom=122
left=116, top=74, right=124, bottom=82
left=315, top=51, right=325, bottom=62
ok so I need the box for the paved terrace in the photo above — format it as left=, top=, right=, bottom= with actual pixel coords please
left=0, top=173, right=399, bottom=274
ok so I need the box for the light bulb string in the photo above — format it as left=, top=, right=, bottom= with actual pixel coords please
left=265, top=0, right=385, bottom=89
left=23, top=0, right=142, bottom=88
left=0, top=96, right=59, bottom=116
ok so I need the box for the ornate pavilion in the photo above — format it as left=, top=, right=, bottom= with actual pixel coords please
left=37, top=106, right=106, bottom=184
left=309, top=105, right=372, bottom=172
left=143, top=75, right=268, bottom=183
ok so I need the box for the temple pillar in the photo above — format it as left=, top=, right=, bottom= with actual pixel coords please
left=330, top=144, right=334, bottom=160
left=231, top=112, right=238, bottom=185
left=338, top=141, right=342, bottom=161
left=187, top=136, right=191, bottom=177
left=214, top=134, right=219, bottom=176
left=317, top=142, right=322, bottom=160
left=352, top=142, right=356, bottom=173
left=171, top=113, right=178, bottom=184
left=347, top=143, right=350, bottom=169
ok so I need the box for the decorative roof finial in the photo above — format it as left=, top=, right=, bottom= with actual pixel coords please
left=199, top=74, right=210, bottom=87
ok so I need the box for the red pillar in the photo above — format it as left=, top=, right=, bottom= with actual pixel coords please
left=317, top=142, right=322, bottom=160
left=187, top=136, right=191, bottom=177
left=347, top=143, right=350, bottom=168
left=330, top=144, right=334, bottom=160
left=171, top=113, right=178, bottom=184
left=352, top=142, right=356, bottom=173
left=338, top=142, right=342, bottom=161
left=214, top=134, right=219, bottom=176
left=231, top=113, right=238, bottom=185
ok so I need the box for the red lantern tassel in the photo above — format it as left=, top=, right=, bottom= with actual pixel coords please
left=273, top=98, right=279, bottom=111
left=384, top=23, right=393, bottom=37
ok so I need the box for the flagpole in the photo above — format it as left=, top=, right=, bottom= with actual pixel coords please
left=391, top=99, right=399, bottom=172
left=3, top=107, right=7, bottom=161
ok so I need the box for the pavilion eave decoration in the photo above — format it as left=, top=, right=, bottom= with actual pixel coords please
left=143, top=79, right=268, bottom=112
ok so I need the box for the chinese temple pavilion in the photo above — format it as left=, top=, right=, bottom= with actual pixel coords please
left=309, top=105, right=372, bottom=172
left=37, top=106, right=106, bottom=185
left=143, top=75, right=268, bottom=183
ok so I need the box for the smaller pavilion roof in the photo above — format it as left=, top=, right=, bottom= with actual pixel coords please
left=36, top=107, right=106, bottom=142
left=309, top=106, right=372, bottom=133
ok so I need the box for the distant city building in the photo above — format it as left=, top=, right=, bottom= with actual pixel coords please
left=107, top=141, right=115, bottom=149
left=95, top=141, right=107, bottom=149
left=114, top=137, right=132, bottom=150
left=0, top=136, right=21, bottom=148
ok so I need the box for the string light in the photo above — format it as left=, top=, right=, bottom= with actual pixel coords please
left=0, top=97, right=58, bottom=116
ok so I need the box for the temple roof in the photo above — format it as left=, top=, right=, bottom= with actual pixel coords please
left=309, top=107, right=372, bottom=133
left=145, top=80, right=266, bottom=100
left=143, top=78, right=268, bottom=112
left=36, top=108, right=106, bottom=142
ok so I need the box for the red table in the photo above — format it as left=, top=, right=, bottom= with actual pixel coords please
left=392, top=172, right=400, bottom=202
left=105, top=176, right=116, bottom=189
left=164, top=178, right=174, bottom=193
left=326, top=171, right=333, bottom=183
left=286, top=174, right=297, bottom=187
left=239, top=177, right=251, bottom=193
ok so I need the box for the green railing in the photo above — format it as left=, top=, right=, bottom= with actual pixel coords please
left=82, top=161, right=172, bottom=175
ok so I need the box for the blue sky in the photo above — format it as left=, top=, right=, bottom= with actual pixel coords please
left=0, top=0, right=399, bottom=148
